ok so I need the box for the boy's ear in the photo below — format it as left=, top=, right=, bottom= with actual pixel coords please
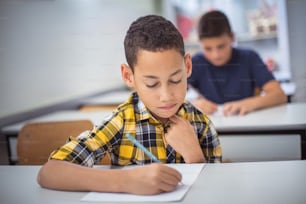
left=121, top=64, right=134, bottom=88
left=184, top=53, right=192, bottom=77
left=230, top=32, right=235, bottom=43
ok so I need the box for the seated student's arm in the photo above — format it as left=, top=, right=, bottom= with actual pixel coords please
left=191, top=96, right=218, bottom=115
left=166, top=114, right=221, bottom=163
left=166, top=115, right=206, bottom=163
left=37, top=159, right=182, bottom=195
left=223, top=80, right=287, bottom=116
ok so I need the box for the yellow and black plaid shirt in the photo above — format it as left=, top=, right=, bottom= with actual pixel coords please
left=50, top=92, right=222, bottom=166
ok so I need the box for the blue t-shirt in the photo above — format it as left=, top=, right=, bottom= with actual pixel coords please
left=188, top=48, right=275, bottom=104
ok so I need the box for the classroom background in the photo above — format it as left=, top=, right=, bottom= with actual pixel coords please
left=0, top=0, right=305, bottom=164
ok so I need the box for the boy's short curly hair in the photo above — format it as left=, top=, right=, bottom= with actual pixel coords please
left=124, top=15, right=185, bottom=71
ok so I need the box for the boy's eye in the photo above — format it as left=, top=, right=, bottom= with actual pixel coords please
left=205, top=47, right=212, bottom=52
left=145, top=78, right=182, bottom=88
left=146, top=83, right=158, bottom=88
left=218, top=44, right=225, bottom=50
left=170, top=79, right=182, bottom=84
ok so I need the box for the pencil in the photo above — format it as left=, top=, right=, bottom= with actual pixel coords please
left=126, top=133, right=160, bottom=163
left=126, top=133, right=184, bottom=185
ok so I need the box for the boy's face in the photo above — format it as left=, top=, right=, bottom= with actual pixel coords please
left=121, top=49, right=192, bottom=123
left=199, top=33, right=234, bottom=67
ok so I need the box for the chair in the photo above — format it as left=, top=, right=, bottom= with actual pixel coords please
left=17, top=120, right=111, bottom=165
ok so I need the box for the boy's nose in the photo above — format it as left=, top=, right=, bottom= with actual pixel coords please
left=212, top=49, right=221, bottom=58
left=159, top=86, right=172, bottom=101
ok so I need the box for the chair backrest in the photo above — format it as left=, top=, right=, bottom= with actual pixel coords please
left=17, top=120, right=94, bottom=165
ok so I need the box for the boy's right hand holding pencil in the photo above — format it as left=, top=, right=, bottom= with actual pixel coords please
left=123, top=163, right=182, bottom=195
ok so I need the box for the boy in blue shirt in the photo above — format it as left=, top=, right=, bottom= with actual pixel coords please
left=37, top=15, right=221, bottom=195
left=188, top=10, right=287, bottom=116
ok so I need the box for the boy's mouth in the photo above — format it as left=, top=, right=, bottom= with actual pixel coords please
left=158, top=104, right=177, bottom=110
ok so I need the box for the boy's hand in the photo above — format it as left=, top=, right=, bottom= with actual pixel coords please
left=125, top=163, right=182, bottom=195
left=192, top=98, right=218, bottom=115
left=165, top=115, right=205, bottom=163
left=223, top=98, right=255, bottom=116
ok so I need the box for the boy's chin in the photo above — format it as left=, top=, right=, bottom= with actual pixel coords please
left=212, top=61, right=226, bottom=67
left=153, top=112, right=174, bottom=122
left=157, top=112, right=176, bottom=120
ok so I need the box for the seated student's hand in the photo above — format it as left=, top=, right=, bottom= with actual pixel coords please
left=125, top=163, right=182, bottom=195
left=223, top=99, right=255, bottom=116
left=192, top=98, right=218, bottom=115
left=166, top=115, right=205, bottom=163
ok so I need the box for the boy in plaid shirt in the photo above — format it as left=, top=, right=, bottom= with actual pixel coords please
left=37, top=15, right=222, bottom=195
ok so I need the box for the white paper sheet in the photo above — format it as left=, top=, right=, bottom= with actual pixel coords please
left=211, top=105, right=224, bottom=116
left=81, top=163, right=205, bottom=202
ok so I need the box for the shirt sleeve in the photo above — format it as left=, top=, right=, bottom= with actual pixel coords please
left=50, top=111, right=124, bottom=167
left=190, top=107, right=222, bottom=163
left=201, top=117, right=222, bottom=163
left=250, top=50, right=275, bottom=87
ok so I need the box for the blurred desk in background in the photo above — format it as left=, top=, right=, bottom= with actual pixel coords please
left=79, top=89, right=132, bottom=111
left=2, top=102, right=306, bottom=164
left=210, top=103, right=306, bottom=162
left=280, top=81, right=296, bottom=102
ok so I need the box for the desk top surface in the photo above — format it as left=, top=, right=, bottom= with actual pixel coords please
left=2, top=103, right=306, bottom=134
left=209, top=103, right=306, bottom=131
left=1, top=110, right=113, bottom=134
left=0, top=160, right=305, bottom=204
left=81, top=90, right=132, bottom=105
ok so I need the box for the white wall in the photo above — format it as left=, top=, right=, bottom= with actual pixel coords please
left=1, top=0, right=305, bottom=119
left=287, top=0, right=306, bottom=102
left=0, top=0, right=157, bottom=118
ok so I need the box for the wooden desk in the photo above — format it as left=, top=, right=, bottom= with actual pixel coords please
left=209, top=103, right=306, bottom=132
left=209, top=103, right=306, bottom=162
left=280, top=81, right=296, bottom=102
left=0, top=160, right=305, bottom=204
left=194, top=160, right=306, bottom=204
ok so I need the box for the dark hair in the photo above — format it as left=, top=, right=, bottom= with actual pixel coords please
left=124, top=15, right=185, bottom=71
left=198, top=10, right=232, bottom=39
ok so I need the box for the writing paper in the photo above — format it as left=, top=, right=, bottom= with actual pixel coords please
left=211, top=105, right=224, bottom=116
left=81, top=163, right=205, bottom=202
